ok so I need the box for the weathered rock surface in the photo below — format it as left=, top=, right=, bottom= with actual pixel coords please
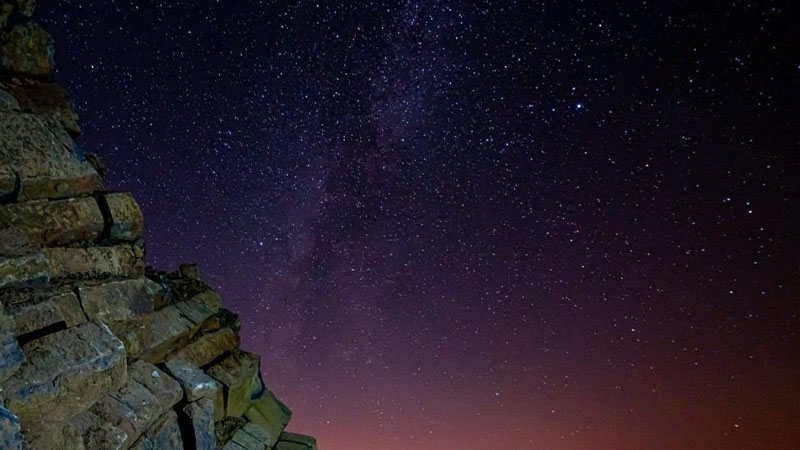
left=1, top=323, right=126, bottom=427
left=0, top=196, right=104, bottom=246
left=0, top=2, right=318, bottom=449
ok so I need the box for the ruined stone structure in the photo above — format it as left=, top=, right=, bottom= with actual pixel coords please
left=0, top=2, right=318, bottom=449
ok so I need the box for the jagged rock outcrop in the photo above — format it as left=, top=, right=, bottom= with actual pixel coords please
left=0, top=2, right=318, bottom=449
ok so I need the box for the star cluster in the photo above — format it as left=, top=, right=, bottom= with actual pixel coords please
left=40, top=1, right=798, bottom=449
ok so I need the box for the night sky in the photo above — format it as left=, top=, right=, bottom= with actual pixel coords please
left=39, top=1, right=799, bottom=449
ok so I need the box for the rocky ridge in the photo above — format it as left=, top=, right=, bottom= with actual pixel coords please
left=0, top=2, right=318, bottom=449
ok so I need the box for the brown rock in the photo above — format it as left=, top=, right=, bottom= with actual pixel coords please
left=207, top=351, right=260, bottom=418
left=167, top=327, right=239, bottom=368
left=0, top=252, right=47, bottom=290
left=245, top=390, right=292, bottom=445
left=6, top=82, right=79, bottom=134
left=2, top=323, right=127, bottom=429
left=137, top=305, right=198, bottom=364
left=127, top=360, right=182, bottom=410
left=278, top=432, right=318, bottom=450
left=0, top=112, right=100, bottom=202
left=0, top=196, right=104, bottom=246
left=142, top=410, right=183, bottom=450
left=0, top=22, right=54, bottom=78
left=44, top=243, right=144, bottom=279
left=77, top=278, right=154, bottom=325
left=103, top=192, right=143, bottom=241
left=181, top=398, right=216, bottom=450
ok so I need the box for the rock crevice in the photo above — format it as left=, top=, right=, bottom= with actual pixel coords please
left=0, top=2, right=317, bottom=449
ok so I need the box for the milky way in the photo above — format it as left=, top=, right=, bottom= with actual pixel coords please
left=40, top=1, right=798, bottom=449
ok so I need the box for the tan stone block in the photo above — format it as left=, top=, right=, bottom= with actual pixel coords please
left=245, top=390, right=292, bottom=445
left=0, top=196, right=104, bottom=246
left=167, top=327, right=239, bottom=368
left=207, top=351, right=260, bottom=418
left=0, top=253, right=48, bottom=290
left=44, top=243, right=144, bottom=279
left=103, top=192, right=143, bottom=241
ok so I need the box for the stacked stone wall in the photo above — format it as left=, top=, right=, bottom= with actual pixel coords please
left=0, top=2, right=317, bottom=449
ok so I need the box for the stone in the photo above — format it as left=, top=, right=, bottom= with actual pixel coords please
left=51, top=291, right=88, bottom=327
left=181, top=398, right=216, bottom=450
left=278, top=432, right=317, bottom=450
left=0, top=253, right=48, bottom=290
left=162, top=358, right=219, bottom=402
left=143, top=410, right=183, bottom=450
left=9, top=297, right=63, bottom=336
left=0, top=22, right=54, bottom=77
left=0, top=228, right=36, bottom=258
left=206, top=351, right=259, bottom=418
left=274, top=442, right=309, bottom=450
left=78, top=278, right=154, bottom=325
left=67, top=410, right=128, bottom=450
left=189, top=289, right=222, bottom=311
left=15, top=0, right=35, bottom=18
left=6, top=82, right=79, bottom=134
left=91, top=380, right=162, bottom=445
left=167, top=327, right=239, bottom=368
left=0, top=165, right=15, bottom=202
left=0, top=87, right=19, bottom=111
left=178, top=263, right=200, bottom=280
left=2, top=323, right=126, bottom=428
left=244, top=390, right=292, bottom=444
left=0, top=403, right=22, bottom=450
left=137, top=305, right=197, bottom=364
left=0, top=197, right=104, bottom=247
left=0, top=306, right=23, bottom=381
left=229, top=424, right=267, bottom=450
left=241, top=423, right=274, bottom=448
left=103, top=192, right=143, bottom=242
left=0, top=112, right=100, bottom=202
left=127, top=360, right=182, bottom=410
left=145, top=277, right=173, bottom=310
left=44, top=243, right=144, bottom=279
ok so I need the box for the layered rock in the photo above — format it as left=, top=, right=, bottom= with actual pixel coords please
left=0, top=2, right=318, bottom=449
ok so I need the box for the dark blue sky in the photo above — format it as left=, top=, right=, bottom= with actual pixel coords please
left=40, top=1, right=799, bottom=448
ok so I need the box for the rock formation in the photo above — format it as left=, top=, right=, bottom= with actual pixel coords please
left=0, top=2, right=318, bottom=449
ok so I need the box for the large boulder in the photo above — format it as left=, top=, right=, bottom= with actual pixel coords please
left=1, top=323, right=127, bottom=428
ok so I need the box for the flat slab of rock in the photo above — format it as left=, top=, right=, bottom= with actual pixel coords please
left=227, top=423, right=270, bottom=450
left=245, top=390, right=292, bottom=444
left=0, top=196, right=104, bottom=246
left=2, top=323, right=126, bottom=428
left=78, top=278, right=154, bottom=325
left=0, top=112, right=100, bottom=202
left=137, top=305, right=198, bottom=364
left=44, top=243, right=144, bottom=279
left=163, top=359, right=223, bottom=420
left=9, top=291, right=88, bottom=337
left=207, top=351, right=260, bottom=418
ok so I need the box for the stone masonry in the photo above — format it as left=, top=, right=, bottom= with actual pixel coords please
left=0, top=1, right=318, bottom=449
